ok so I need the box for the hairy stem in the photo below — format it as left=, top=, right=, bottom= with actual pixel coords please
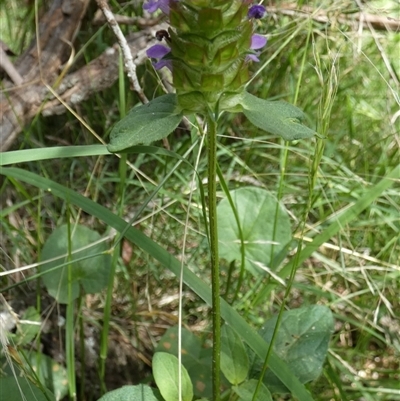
left=207, top=114, right=221, bottom=400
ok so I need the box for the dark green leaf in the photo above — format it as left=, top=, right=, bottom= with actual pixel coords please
left=40, top=224, right=111, bottom=304
left=156, top=326, right=202, bottom=372
left=241, top=92, right=316, bottom=140
left=251, top=305, right=334, bottom=393
left=107, top=94, right=183, bottom=152
left=0, top=376, right=55, bottom=401
left=26, top=351, right=68, bottom=400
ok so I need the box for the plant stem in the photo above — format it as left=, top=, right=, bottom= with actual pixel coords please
left=206, top=114, right=221, bottom=400
left=66, top=226, right=76, bottom=401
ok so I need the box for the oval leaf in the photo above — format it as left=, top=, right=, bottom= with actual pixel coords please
left=153, top=352, right=193, bottom=401
left=252, top=305, right=334, bottom=393
left=217, top=187, right=292, bottom=275
left=156, top=325, right=202, bottom=372
left=221, top=324, right=249, bottom=385
left=25, top=351, right=68, bottom=401
left=155, top=325, right=213, bottom=399
left=107, top=94, right=183, bottom=152
left=241, top=92, right=316, bottom=140
left=40, top=224, right=111, bottom=304
left=97, top=384, right=161, bottom=401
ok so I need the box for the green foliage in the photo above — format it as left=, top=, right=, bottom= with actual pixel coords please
left=107, top=94, right=183, bottom=152
left=220, top=324, right=249, bottom=385
left=1, top=1, right=399, bottom=400
left=6, top=165, right=397, bottom=400
left=217, top=187, right=292, bottom=275
left=232, top=380, right=272, bottom=401
left=26, top=351, right=68, bottom=400
left=97, top=385, right=161, bottom=401
left=11, top=307, right=40, bottom=346
left=156, top=326, right=213, bottom=399
left=154, top=313, right=332, bottom=398
left=241, top=92, right=317, bottom=140
left=251, top=305, right=334, bottom=393
left=0, top=376, right=55, bottom=401
left=40, top=224, right=111, bottom=304
left=152, top=352, right=193, bottom=401
left=169, top=0, right=254, bottom=113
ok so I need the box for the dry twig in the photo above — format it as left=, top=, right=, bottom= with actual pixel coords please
left=95, top=0, right=148, bottom=104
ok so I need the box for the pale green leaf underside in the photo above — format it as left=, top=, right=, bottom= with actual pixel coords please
left=153, top=352, right=193, bottom=401
left=241, top=92, right=316, bottom=140
left=221, top=324, right=249, bottom=385
left=218, top=187, right=292, bottom=275
left=97, top=384, right=160, bottom=401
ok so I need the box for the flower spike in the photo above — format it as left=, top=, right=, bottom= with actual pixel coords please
left=144, top=0, right=268, bottom=114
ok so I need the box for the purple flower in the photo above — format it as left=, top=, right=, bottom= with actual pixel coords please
left=143, top=0, right=170, bottom=14
left=251, top=34, right=267, bottom=50
left=153, top=59, right=173, bottom=70
left=146, top=44, right=172, bottom=70
left=246, top=34, right=267, bottom=62
left=248, top=4, right=266, bottom=20
left=146, top=44, right=171, bottom=58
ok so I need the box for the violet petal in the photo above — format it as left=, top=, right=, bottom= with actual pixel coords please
left=246, top=54, right=260, bottom=62
left=143, top=0, right=159, bottom=13
left=146, top=44, right=171, bottom=58
left=153, top=59, right=173, bottom=70
left=251, top=34, right=267, bottom=50
left=143, top=0, right=170, bottom=14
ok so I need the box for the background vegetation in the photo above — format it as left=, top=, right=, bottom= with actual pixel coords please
left=0, top=0, right=399, bottom=400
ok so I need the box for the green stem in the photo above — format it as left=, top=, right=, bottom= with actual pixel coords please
left=207, top=114, right=221, bottom=400
left=66, top=222, right=76, bottom=401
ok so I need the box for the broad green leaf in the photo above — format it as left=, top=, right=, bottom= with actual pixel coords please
left=97, top=384, right=161, bottom=401
left=40, top=224, right=111, bottom=304
left=154, top=323, right=214, bottom=398
left=251, top=305, right=334, bottom=393
left=107, top=94, right=183, bottom=152
left=221, top=324, right=249, bottom=385
left=26, top=351, right=68, bottom=401
left=188, top=351, right=213, bottom=399
left=241, top=92, right=316, bottom=140
left=232, top=379, right=272, bottom=401
left=156, top=326, right=202, bottom=372
left=0, top=376, right=55, bottom=401
left=217, top=187, right=292, bottom=275
left=153, top=352, right=193, bottom=401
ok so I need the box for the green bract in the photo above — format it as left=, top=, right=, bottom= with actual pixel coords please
left=169, top=0, right=255, bottom=114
